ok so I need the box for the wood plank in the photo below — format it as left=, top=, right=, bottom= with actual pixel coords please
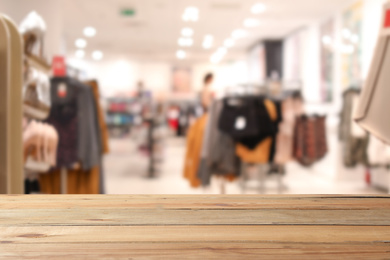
left=1, top=195, right=390, bottom=209
left=1, top=208, right=390, bottom=226
left=1, top=243, right=389, bottom=260
left=1, top=226, right=390, bottom=244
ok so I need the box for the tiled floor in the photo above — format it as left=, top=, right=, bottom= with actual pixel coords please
left=104, top=136, right=386, bottom=195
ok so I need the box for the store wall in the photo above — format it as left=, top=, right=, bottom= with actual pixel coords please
left=192, top=61, right=249, bottom=94
left=0, top=0, right=65, bottom=60
left=362, top=0, right=388, bottom=79
left=84, top=59, right=171, bottom=97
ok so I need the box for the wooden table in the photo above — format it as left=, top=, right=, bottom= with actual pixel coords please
left=0, top=195, right=389, bottom=259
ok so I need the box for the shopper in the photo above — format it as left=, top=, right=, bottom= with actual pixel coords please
left=201, top=73, right=214, bottom=111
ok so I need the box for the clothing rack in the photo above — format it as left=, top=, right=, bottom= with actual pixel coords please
left=228, top=84, right=286, bottom=194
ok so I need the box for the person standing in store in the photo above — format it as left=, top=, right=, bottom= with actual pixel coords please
left=201, top=73, right=214, bottom=112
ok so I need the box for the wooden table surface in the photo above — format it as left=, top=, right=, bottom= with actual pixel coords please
left=0, top=195, right=389, bottom=259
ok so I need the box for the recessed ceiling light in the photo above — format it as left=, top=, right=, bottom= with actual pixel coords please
left=178, top=37, right=193, bottom=47
left=224, top=38, right=235, bottom=48
left=341, top=44, right=355, bottom=54
left=251, top=3, right=266, bottom=14
left=75, top=38, right=87, bottom=48
left=243, top=18, right=260, bottom=28
left=210, top=54, right=220, bottom=64
left=75, top=49, right=85, bottom=59
left=92, top=50, right=103, bottom=60
left=182, top=6, right=199, bottom=22
left=322, top=35, right=332, bottom=46
left=342, top=28, right=352, bottom=39
left=83, top=26, right=96, bottom=37
left=351, top=34, right=359, bottom=44
left=232, top=29, right=248, bottom=39
left=202, top=35, right=214, bottom=49
left=181, top=27, right=194, bottom=37
left=217, top=47, right=227, bottom=56
left=176, top=50, right=186, bottom=59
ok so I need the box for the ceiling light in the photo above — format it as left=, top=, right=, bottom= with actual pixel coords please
left=341, top=44, right=355, bottom=54
left=202, top=35, right=214, bottom=49
left=351, top=34, right=359, bottom=44
left=176, top=50, right=186, bottom=59
left=178, top=37, right=193, bottom=47
left=224, top=38, right=235, bottom=48
left=83, top=26, right=96, bottom=37
left=181, top=27, right=194, bottom=37
left=75, top=49, right=85, bottom=59
left=210, top=46, right=227, bottom=64
left=322, top=35, right=332, bottom=46
left=92, top=50, right=103, bottom=60
left=251, top=3, right=266, bottom=14
left=232, top=29, right=248, bottom=39
left=182, top=6, right=199, bottom=22
left=244, top=18, right=260, bottom=28
left=342, top=28, right=352, bottom=39
left=75, top=38, right=87, bottom=48
left=210, top=54, right=220, bottom=64
left=217, top=47, right=227, bottom=56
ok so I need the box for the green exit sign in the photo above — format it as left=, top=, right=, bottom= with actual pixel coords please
left=120, top=8, right=136, bottom=17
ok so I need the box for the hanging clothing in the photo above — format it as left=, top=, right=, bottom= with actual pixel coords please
left=41, top=77, right=103, bottom=194
left=235, top=99, right=278, bottom=163
left=183, top=114, right=208, bottom=188
left=77, top=83, right=101, bottom=170
left=39, top=167, right=100, bottom=194
left=197, top=100, right=240, bottom=187
left=84, top=80, right=110, bottom=194
left=268, top=99, right=283, bottom=163
left=293, top=115, right=328, bottom=166
left=339, top=89, right=369, bottom=167
left=84, top=80, right=110, bottom=154
left=274, top=96, right=304, bottom=164
left=45, top=77, right=79, bottom=169
left=218, top=97, right=261, bottom=140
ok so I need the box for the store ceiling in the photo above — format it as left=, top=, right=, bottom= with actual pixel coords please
left=62, top=0, right=356, bottom=62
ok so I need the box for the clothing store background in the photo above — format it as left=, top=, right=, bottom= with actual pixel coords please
left=1, top=0, right=389, bottom=194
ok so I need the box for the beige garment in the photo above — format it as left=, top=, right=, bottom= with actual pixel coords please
left=274, top=97, right=303, bottom=164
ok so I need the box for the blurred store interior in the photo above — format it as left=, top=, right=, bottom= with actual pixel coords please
left=1, top=0, right=390, bottom=194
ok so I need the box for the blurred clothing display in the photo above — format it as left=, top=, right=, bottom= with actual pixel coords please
left=339, top=89, right=369, bottom=167
left=274, top=96, right=304, bottom=164
left=234, top=98, right=277, bottom=163
left=85, top=80, right=110, bottom=155
left=39, top=77, right=107, bottom=194
left=184, top=89, right=327, bottom=188
left=23, top=120, right=58, bottom=172
left=293, top=115, right=328, bottom=166
left=183, top=114, right=208, bottom=188
left=197, top=100, right=240, bottom=186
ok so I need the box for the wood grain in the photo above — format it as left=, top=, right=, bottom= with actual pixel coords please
left=0, top=195, right=389, bottom=259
